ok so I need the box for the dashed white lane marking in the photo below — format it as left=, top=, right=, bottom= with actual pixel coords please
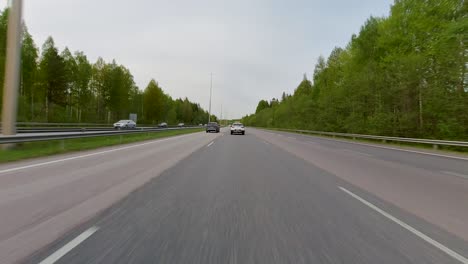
left=207, top=141, right=214, bottom=147
left=339, top=187, right=468, bottom=264
left=39, top=226, right=99, bottom=264
left=287, top=136, right=296, bottom=140
left=263, top=141, right=270, bottom=145
left=441, top=171, right=468, bottom=180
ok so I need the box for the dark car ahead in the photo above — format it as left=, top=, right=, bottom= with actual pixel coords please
left=206, top=122, right=220, bottom=133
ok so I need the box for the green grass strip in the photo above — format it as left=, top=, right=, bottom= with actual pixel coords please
left=0, top=128, right=203, bottom=163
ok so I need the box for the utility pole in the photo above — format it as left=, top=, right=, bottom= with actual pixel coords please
left=208, top=72, right=212, bottom=123
left=2, top=0, right=23, bottom=149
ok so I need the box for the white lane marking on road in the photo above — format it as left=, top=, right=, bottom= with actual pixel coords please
left=207, top=141, right=214, bottom=147
left=306, top=141, right=318, bottom=145
left=441, top=171, right=468, bottom=180
left=287, top=136, right=296, bottom=140
left=39, top=226, right=99, bottom=264
left=0, top=133, right=198, bottom=175
left=263, top=141, right=270, bottom=145
left=339, top=186, right=468, bottom=264
left=341, top=149, right=373, bottom=157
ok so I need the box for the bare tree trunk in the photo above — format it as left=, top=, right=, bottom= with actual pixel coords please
left=45, top=96, right=48, bottom=122
left=460, top=44, right=466, bottom=93
left=418, top=87, right=423, bottom=131
left=30, top=90, right=34, bottom=121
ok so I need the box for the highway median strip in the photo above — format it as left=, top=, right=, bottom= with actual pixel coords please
left=0, top=128, right=203, bottom=164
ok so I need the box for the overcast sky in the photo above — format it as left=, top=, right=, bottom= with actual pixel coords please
left=2, top=0, right=393, bottom=119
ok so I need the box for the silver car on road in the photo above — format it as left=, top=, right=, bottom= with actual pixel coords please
left=113, top=120, right=136, bottom=129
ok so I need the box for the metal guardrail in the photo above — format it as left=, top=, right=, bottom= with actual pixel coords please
left=5, top=122, right=111, bottom=127
left=276, top=129, right=468, bottom=149
left=2, top=125, right=199, bottom=134
left=0, top=126, right=202, bottom=144
left=15, top=127, right=115, bottom=133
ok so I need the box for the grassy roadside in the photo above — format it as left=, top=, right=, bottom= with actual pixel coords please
left=0, top=128, right=203, bottom=163
left=261, top=127, right=468, bottom=156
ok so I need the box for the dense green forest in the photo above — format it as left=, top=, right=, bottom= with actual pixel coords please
left=243, top=0, right=467, bottom=140
left=0, top=8, right=215, bottom=125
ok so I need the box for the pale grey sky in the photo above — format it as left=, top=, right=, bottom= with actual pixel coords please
left=1, top=0, right=393, bottom=119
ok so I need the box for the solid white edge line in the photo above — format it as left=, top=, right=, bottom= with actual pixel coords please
left=0, top=132, right=199, bottom=175
left=342, top=149, right=373, bottom=157
left=39, top=226, right=99, bottom=264
left=338, top=186, right=468, bottom=264
left=268, top=130, right=468, bottom=161
left=441, top=171, right=468, bottom=180
left=207, top=141, right=214, bottom=147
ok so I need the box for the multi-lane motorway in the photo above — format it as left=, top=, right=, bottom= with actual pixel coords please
left=0, top=128, right=467, bottom=263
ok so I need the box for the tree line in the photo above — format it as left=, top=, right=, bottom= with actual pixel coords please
left=0, top=8, right=215, bottom=125
left=243, top=0, right=467, bottom=140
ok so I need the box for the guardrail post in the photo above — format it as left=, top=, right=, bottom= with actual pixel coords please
left=382, top=139, right=386, bottom=143
left=433, top=144, right=438, bottom=150
left=352, top=136, right=356, bottom=140
left=119, top=135, right=123, bottom=143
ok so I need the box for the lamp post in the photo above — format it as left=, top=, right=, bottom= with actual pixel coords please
left=2, top=0, right=23, bottom=149
left=208, top=72, right=212, bottom=123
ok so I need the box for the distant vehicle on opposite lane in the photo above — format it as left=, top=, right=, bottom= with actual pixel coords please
left=230, top=122, right=245, bottom=135
left=113, top=120, right=136, bottom=129
left=178, top=123, right=185, bottom=127
left=206, top=122, right=220, bottom=133
left=158, top=122, right=168, bottom=128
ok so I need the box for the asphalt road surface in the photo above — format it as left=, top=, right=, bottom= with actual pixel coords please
left=1, top=128, right=467, bottom=263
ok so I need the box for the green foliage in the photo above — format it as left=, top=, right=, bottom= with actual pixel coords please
left=39, top=37, right=68, bottom=121
left=0, top=8, right=213, bottom=125
left=243, top=0, right=467, bottom=140
left=143, top=79, right=164, bottom=124
left=255, top=100, right=270, bottom=113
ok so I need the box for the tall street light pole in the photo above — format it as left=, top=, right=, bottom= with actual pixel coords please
left=208, top=73, right=212, bottom=123
left=2, top=0, right=23, bottom=149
